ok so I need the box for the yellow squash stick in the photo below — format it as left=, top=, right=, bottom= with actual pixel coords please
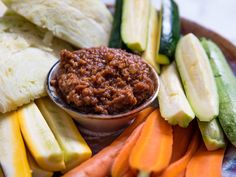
left=0, top=112, right=31, bottom=177
left=17, top=102, right=65, bottom=171
left=27, top=153, right=53, bottom=177
left=36, top=97, right=92, bottom=172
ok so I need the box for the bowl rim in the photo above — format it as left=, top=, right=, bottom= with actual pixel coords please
left=46, top=59, right=160, bottom=120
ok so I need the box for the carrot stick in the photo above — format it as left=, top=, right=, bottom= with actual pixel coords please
left=117, top=107, right=155, bottom=141
left=186, top=143, right=225, bottom=177
left=155, top=131, right=200, bottom=177
left=63, top=107, right=154, bottom=177
left=112, top=124, right=144, bottom=177
left=171, top=122, right=195, bottom=163
left=63, top=139, right=124, bottom=177
left=129, top=109, right=173, bottom=176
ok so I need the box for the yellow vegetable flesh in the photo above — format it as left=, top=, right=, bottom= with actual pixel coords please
left=0, top=112, right=31, bottom=177
left=28, top=153, right=53, bottom=177
left=36, top=97, right=92, bottom=172
left=17, top=102, right=65, bottom=171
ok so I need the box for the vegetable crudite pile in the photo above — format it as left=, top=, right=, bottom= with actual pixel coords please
left=0, top=0, right=235, bottom=177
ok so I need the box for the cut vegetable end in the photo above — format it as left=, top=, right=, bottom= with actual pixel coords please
left=127, top=42, right=145, bottom=53
left=156, top=54, right=170, bottom=64
left=166, top=115, right=194, bottom=128
left=121, top=0, right=150, bottom=52
left=198, top=119, right=225, bottom=151
left=28, top=152, right=53, bottom=177
left=35, top=98, right=92, bottom=172
left=159, top=0, right=181, bottom=58
left=158, top=62, right=195, bottom=128
left=138, top=171, right=150, bottom=177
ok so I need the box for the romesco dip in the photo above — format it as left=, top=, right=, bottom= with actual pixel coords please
left=51, top=47, right=155, bottom=115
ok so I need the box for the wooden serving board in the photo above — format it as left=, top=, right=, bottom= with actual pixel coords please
left=82, top=18, right=236, bottom=155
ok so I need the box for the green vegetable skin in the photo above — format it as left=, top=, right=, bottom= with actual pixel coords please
left=201, top=39, right=236, bottom=146
left=157, top=0, right=180, bottom=60
left=198, top=119, right=225, bottom=151
left=121, top=0, right=150, bottom=52
left=109, top=0, right=123, bottom=48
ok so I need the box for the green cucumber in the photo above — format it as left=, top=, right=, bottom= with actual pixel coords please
left=121, top=0, right=150, bottom=52
left=158, top=62, right=195, bottom=127
left=198, top=119, right=225, bottom=151
left=109, top=0, right=123, bottom=48
left=158, top=0, right=180, bottom=59
left=155, top=9, right=171, bottom=65
left=142, top=6, right=160, bottom=74
left=201, top=39, right=236, bottom=146
left=175, top=33, right=219, bottom=121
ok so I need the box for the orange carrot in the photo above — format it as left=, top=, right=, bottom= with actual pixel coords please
left=186, top=143, right=225, bottom=177
left=129, top=109, right=173, bottom=176
left=63, top=107, right=154, bottom=177
left=156, top=131, right=200, bottom=177
left=112, top=124, right=144, bottom=177
left=63, top=139, right=124, bottom=177
left=117, top=107, right=155, bottom=140
left=171, top=122, right=195, bottom=163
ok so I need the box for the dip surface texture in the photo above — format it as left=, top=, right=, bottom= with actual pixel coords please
left=53, top=47, right=154, bottom=114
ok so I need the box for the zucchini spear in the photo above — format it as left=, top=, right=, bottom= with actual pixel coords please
left=142, top=6, right=160, bottom=74
left=201, top=38, right=236, bottom=147
left=0, top=112, right=31, bottom=177
left=175, top=33, right=219, bottom=122
left=36, top=97, right=92, bottom=172
left=121, top=0, right=150, bottom=52
left=156, top=0, right=180, bottom=64
left=17, top=102, right=65, bottom=171
left=158, top=62, right=195, bottom=127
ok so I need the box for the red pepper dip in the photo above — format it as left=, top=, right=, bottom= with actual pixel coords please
left=51, top=47, right=155, bottom=115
